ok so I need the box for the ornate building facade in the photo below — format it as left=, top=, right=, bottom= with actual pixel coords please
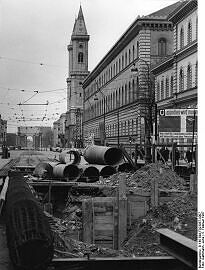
left=82, top=1, right=183, bottom=151
left=151, top=0, right=198, bottom=144
left=65, top=6, right=89, bottom=148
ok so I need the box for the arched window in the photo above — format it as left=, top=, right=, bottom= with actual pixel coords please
left=78, top=52, right=83, bottom=63
left=166, top=77, right=169, bottom=98
left=125, top=52, right=127, bottom=66
left=113, top=92, right=115, bottom=109
left=122, top=55, right=124, bottom=69
left=122, top=86, right=124, bottom=105
left=113, top=64, right=115, bottom=76
left=136, top=77, right=139, bottom=100
left=187, top=21, right=192, bottom=44
left=179, top=68, right=184, bottom=92
left=128, top=81, right=131, bottom=102
left=132, top=79, right=135, bottom=100
left=116, top=90, right=118, bottom=107
left=157, top=81, right=160, bottom=101
left=132, top=45, right=135, bottom=61
left=195, top=62, right=198, bottom=86
left=160, top=79, right=164, bottom=100
left=136, top=41, right=139, bottom=58
left=158, top=38, right=167, bottom=56
left=170, top=76, right=174, bottom=97
left=119, top=58, right=121, bottom=72
left=187, top=64, right=192, bottom=89
left=196, top=17, right=198, bottom=40
left=129, top=49, right=131, bottom=63
left=180, top=27, right=184, bottom=49
left=119, top=88, right=121, bottom=106
left=125, top=84, right=127, bottom=104
left=116, top=61, right=118, bottom=74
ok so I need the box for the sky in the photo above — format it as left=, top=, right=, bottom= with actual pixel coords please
left=0, top=0, right=191, bottom=133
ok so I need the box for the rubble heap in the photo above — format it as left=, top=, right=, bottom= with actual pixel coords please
left=123, top=192, right=197, bottom=256
left=45, top=211, right=131, bottom=258
left=99, top=163, right=186, bottom=191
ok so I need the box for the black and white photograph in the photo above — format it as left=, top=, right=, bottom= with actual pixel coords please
left=0, top=0, right=202, bottom=269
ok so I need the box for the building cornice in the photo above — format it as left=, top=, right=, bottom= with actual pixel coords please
left=175, top=41, right=197, bottom=62
left=83, top=19, right=172, bottom=88
left=168, top=0, right=197, bottom=24
left=151, top=56, right=174, bottom=75
left=71, top=35, right=90, bottom=41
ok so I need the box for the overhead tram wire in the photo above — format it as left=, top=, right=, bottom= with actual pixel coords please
left=0, top=55, right=68, bottom=69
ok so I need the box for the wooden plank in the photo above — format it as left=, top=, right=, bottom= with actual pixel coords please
left=82, top=199, right=93, bottom=244
left=151, top=178, right=158, bottom=207
left=127, top=194, right=149, bottom=202
left=118, top=174, right=127, bottom=249
left=92, top=197, right=116, bottom=203
left=94, top=216, right=113, bottom=224
left=94, top=224, right=114, bottom=231
left=95, top=230, right=113, bottom=236
left=190, top=174, right=197, bottom=194
left=95, top=235, right=113, bottom=241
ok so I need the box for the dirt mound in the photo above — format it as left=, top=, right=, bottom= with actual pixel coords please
left=124, top=192, right=197, bottom=256
left=99, top=163, right=186, bottom=191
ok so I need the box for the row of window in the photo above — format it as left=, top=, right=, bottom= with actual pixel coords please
left=87, top=118, right=139, bottom=138
left=85, top=79, right=139, bottom=121
left=156, top=62, right=198, bottom=102
left=85, top=38, right=167, bottom=100
left=179, top=62, right=197, bottom=92
left=179, top=17, right=197, bottom=50
left=156, top=76, right=174, bottom=101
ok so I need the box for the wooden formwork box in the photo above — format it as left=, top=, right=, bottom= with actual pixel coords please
left=127, top=193, right=149, bottom=226
left=82, top=195, right=149, bottom=249
left=82, top=197, right=118, bottom=249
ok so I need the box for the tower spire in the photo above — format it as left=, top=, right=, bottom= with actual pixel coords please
left=72, top=5, right=88, bottom=36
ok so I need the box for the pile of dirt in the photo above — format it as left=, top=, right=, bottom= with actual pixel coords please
left=99, top=163, right=186, bottom=191
left=123, top=192, right=197, bottom=256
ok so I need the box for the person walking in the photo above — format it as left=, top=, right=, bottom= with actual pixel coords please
left=175, top=148, right=180, bottom=165
left=186, top=149, right=193, bottom=164
left=164, top=147, right=170, bottom=162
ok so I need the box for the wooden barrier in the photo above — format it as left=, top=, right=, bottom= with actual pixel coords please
left=118, top=174, right=127, bottom=248
left=190, top=174, right=197, bottom=194
left=82, top=197, right=118, bottom=249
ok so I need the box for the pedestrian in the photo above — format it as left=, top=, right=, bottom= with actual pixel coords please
left=159, top=146, right=166, bottom=163
left=164, top=147, right=170, bottom=162
left=139, top=147, right=145, bottom=160
left=175, top=148, right=180, bottom=165
left=186, top=149, right=192, bottom=164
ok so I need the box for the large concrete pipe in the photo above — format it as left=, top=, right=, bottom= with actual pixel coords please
left=59, top=150, right=81, bottom=165
left=33, top=162, right=59, bottom=178
left=52, top=163, right=80, bottom=181
left=77, top=165, right=100, bottom=183
left=5, top=171, right=54, bottom=270
left=116, top=162, right=135, bottom=173
left=83, top=145, right=123, bottom=165
left=89, top=164, right=116, bottom=178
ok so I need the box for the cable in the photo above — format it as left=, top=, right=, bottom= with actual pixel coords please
left=21, top=92, right=38, bottom=104
left=0, top=85, right=66, bottom=93
left=0, top=56, right=68, bottom=69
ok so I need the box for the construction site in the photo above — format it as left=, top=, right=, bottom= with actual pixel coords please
left=0, top=145, right=197, bottom=270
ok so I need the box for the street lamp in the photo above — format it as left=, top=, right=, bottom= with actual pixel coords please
left=131, top=58, right=155, bottom=163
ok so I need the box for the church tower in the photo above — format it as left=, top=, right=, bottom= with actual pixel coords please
left=66, top=6, right=89, bottom=147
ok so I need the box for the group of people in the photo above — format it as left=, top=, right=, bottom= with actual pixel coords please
left=157, top=146, right=180, bottom=165
left=157, top=146, right=196, bottom=165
